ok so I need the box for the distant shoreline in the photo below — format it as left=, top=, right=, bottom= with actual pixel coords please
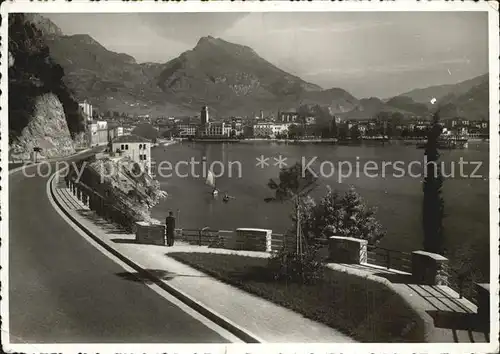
left=152, top=137, right=489, bottom=148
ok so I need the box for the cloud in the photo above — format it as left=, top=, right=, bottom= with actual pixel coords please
left=303, top=57, right=474, bottom=78
left=267, top=21, right=393, bottom=34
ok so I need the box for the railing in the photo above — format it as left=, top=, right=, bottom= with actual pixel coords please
left=66, top=176, right=137, bottom=232
left=367, top=245, right=412, bottom=273
left=177, top=228, right=221, bottom=246
left=442, top=267, right=479, bottom=305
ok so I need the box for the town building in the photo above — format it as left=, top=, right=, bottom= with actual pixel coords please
left=111, top=134, right=152, bottom=175
left=79, top=100, right=93, bottom=122
left=201, top=106, right=210, bottom=125
left=253, top=122, right=291, bottom=138
left=176, top=123, right=198, bottom=137
left=199, top=122, right=226, bottom=137
left=88, top=120, right=108, bottom=146
left=277, top=111, right=299, bottom=123
left=305, top=116, right=317, bottom=125
left=223, top=124, right=233, bottom=137
left=108, top=125, right=124, bottom=142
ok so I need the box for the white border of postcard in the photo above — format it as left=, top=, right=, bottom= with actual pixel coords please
left=1, top=1, right=499, bottom=353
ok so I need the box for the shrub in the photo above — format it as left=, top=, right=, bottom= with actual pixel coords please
left=302, top=186, right=385, bottom=244
left=268, top=244, right=325, bottom=285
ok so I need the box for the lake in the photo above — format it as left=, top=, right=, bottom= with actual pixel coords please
left=151, top=141, right=489, bottom=266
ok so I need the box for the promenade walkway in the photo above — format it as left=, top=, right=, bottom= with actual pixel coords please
left=51, top=175, right=355, bottom=343
left=327, top=264, right=489, bottom=343
left=51, top=174, right=489, bottom=343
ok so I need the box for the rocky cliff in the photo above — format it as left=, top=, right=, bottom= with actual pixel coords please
left=84, top=156, right=167, bottom=224
left=8, top=14, right=85, bottom=160
left=10, top=93, right=76, bottom=160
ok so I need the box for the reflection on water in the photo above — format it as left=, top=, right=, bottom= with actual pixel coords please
left=151, top=141, right=489, bottom=253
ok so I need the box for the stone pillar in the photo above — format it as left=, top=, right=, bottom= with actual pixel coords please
left=475, top=283, right=490, bottom=326
left=220, top=230, right=237, bottom=249
left=135, top=221, right=166, bottom=246
left=328, top=236, right=368, bottom=264
left=235, top=228, right=272, bottom=252
left=411, top=250, right=448, bottom=285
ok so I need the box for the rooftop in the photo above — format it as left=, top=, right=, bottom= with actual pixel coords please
left=112, top=134, right=151, bottom=144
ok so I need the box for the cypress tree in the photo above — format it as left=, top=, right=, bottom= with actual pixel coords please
left=422, top=110, right=445, bottom=254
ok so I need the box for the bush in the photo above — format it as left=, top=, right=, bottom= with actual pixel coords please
left=302, top=186, right=385, bottom=244
left=268, top=245, right=325, bottom=285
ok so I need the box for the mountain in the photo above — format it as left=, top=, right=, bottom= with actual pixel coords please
left=41, top=26, right=359, bottom=118
left=23, top=13, right=63, bottom=37
left=397, top=74, right=488, bottom=106
left=31, top=15, right=488, bottom=121
left=437, top=78, right=489, bottom=120
left=384, top=96, right=429, bottom=116
left=156, top=36, right=358, bottom=117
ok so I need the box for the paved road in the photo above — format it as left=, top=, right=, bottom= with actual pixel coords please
left=8, top=151, right=230, bottom=343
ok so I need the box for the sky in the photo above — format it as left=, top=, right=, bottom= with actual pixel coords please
left=44, top=12, right=489, bottom=99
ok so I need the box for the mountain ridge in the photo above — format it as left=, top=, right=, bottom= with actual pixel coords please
left=30, top=15, right=489, bottom=121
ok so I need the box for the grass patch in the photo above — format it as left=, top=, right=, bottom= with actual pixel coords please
left=168, top=252, right=425, bottom=343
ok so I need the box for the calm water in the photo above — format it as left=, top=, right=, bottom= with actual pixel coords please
left=151, top=141, right=489, bottom=255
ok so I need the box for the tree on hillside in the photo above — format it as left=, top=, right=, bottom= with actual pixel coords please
left=422, top=110, right=445, bottom=255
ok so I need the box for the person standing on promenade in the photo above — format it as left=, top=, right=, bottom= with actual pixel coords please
left=165, top=211, right=176, bottom=246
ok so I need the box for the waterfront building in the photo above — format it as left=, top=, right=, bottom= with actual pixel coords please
left=79, top=100, right=93, bottom=122
left=408, top=119, right=430, bottom=132
left=111, top=134, right=152, bottom=175
left=253, top=122, right=291, bottom=138
left=278, top=111, right=299, bottom=123
left=231, top=120, right=244, bottom=136
left=223, top=124, right=233, bottom=137
left=199, top=121, right=227, bottom=137
left=176, top=123, right=197, bottom=137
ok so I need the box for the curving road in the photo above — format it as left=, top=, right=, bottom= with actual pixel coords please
left=8, top=151, right=231, bottom=343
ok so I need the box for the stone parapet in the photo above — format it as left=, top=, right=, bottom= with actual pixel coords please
left=234, top=228, right=272, bottom=252
left=135, top=221, right=165, bottom=246
left=411, top=250, right=448, bottom=285
left=475, top=283, right=490, bottom=326
left=328, top=236, right=368, bottom=264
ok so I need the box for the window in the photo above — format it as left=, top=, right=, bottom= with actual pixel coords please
left=125, top=144, right=129, bottom=150
left=121, top=144, right=124, bottom=150
left=139, top=144, right=143, bottom=149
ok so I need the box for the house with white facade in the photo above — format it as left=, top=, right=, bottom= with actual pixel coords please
left=199, top=122, right=227, bottom=137
left=253, top=122, right=291, bottom=138
left=176, top=123, right=198, bottom=137
left=88, top=120, right=109, bottom=146
left=111, top=134, right=152, bottom=175
left=108, top=126, right=124, bottom=142
left=79, top=100, right=93, bottom=122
